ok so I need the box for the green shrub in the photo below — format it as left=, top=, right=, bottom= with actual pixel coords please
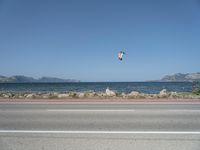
left=193, top=83, right=200, bottom=95
left=194, top=87, right=200, bottom=95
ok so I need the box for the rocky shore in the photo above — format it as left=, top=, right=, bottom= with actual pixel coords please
left=0, top=88, right=200, bottom=100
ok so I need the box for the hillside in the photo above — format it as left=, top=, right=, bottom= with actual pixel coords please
left=0, top=75, right=79, bottom=83
left=161, top=72, right=200, bottom=82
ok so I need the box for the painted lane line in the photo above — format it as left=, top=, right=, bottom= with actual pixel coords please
left=45, top=109, right=200, bottom=112
left=46, top=109, right=136, bottom=112
left=1, top=109, right=199, bottom=113
left=167, top=109, right=200, bottom=112
left=0, top=109, right=199, bottom=112
left=0, top=130, right=200, bottom=135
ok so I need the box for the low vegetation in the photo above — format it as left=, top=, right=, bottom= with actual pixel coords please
left=193, top=84, right=200, bottom=95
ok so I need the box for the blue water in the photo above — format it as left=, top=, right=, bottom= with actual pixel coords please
left=0, top=82, right=192, bottom=94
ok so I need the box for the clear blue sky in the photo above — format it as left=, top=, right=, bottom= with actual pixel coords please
left=0, top=0, right=200, bottom=81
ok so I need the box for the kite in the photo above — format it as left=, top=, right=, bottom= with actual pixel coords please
left=118, top=51, right=125, bottom=61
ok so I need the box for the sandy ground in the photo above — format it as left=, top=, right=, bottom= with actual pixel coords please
left=1, top=98, right=200, bottom=104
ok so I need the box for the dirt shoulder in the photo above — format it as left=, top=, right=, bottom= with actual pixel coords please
left=1, top=98, right=200, bottom=104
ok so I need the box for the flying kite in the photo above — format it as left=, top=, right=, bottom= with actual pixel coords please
left=118, top=51, right=125, bottom=61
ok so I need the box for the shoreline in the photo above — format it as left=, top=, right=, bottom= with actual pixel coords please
left=0, top=89, right=200, bottom=100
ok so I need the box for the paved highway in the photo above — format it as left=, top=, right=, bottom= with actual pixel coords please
left=0, top=102, right=200, bottom=150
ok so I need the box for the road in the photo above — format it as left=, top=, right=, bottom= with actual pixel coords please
left=0, top=101, right=200, bottom=150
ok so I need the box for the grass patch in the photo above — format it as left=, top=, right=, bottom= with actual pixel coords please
left=193, top=87, right=200, bottom=95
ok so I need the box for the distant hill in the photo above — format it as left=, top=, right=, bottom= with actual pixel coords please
left=161, top=72, right=200, bottom=82
left=0, top=75, right=80, bottom=83
left=37, top=77, right=79, bottom=83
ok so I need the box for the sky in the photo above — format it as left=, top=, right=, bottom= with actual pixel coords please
left=0, top=0, right=200, bottom=81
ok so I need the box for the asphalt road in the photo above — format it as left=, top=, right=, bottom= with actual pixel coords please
left=0, top=102, right=200, bottom=150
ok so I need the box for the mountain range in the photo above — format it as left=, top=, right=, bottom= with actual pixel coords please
left=0, top=75, right=80, bottom=83
left=161, top=72, right=200, bottom=82
left=1, top=72, right=200, bottom=83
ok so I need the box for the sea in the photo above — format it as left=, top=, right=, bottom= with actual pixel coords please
left=0, top=82, right=193, bottom=94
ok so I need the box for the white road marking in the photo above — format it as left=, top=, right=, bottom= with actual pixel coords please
left=46, top=109, right=136, bottom=112
left=0, top=130, right=200, bottom=134
left=45, top=109, right=200, bottom=113
left=167, top=109, right=200, bottom=112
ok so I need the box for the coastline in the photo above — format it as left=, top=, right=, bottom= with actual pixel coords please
left=0, top=89, right=200, bottom=101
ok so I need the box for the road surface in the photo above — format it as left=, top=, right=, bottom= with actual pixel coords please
left=0, top=101, right=200, bottom=150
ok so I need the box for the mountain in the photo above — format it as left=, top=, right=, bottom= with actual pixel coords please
left=37, top=77, right=79, bottom=83
left=10, top=76, right=36, bottom=82
left=161, top=72, right=200, bottom=82
left=0, top=75, right=80, bottom=83
left=0, top=75, right=9, bottom=82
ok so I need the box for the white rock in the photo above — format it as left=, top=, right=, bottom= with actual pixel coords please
left=105, top=88, right=116, bottom=96
left=42, top=95, right=49, bottom=99
left=26, top=94, right=33, bottom=98
left=170, top=92, right=177, bottom=96
left=7, top=93, right=13, bottom=97
left=2, top=94, right=9, bottom=98
left=145, top=94, right=153, bottom=99
left=121, top=92, right=127, bottom=98
left=78, top=93, right=85, bottom=98
left=169, top=92, right=178, bottom=98
left=52, top=92, right=59, bottom=96
left=128, top=91, right=140, bottom=98
left=160, top=89, right=167, bottom=94
left=152, top=94, right=158, bottom=98
left=58, top=93, right=70, bottom=98
left=18, top=96, right=23, bottom=99
left=159, top=89, right=169, bottom=98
